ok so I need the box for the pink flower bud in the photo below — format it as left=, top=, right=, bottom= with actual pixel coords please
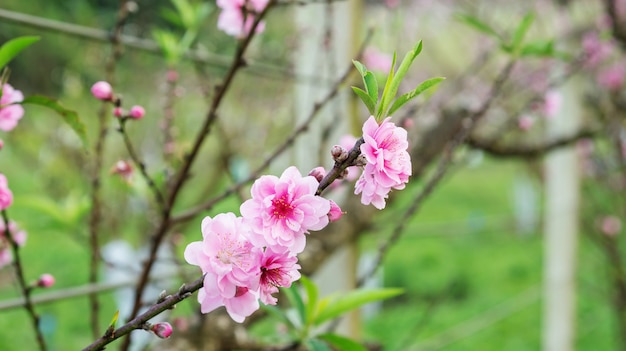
left=331, top=145, right=348, bottom=162
left=0, top=139, right=4, bottom=150
left=90, top=81, right=113, bottom=101
left=308, top=167, right=326, bottom=183
left=110, top=160, right=133, bottom=182
left=518, top=115, right=534, bottom=131
left=129, top=105, right=145, bottom=119
left=37, top=273, right=55, bottom=288
left=167, top=69, right=179, bottom=83
left=327, top=200, right=343, bottom=222
left=113, top=107, right=124, bottom=118
left=600, top=216, right=622, bottom=236
left=151, top=322, right=173, bottom=339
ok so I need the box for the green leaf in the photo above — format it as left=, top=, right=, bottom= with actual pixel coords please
left=300, top=276, right=318, bottom=325
left=283, top=283, right=307, bottom=327
left=305, top=338, right=332, bottom=351
left=110, top=310, right=119, bottom=328
left=318, top=333, right=368, bottom=351
left=160, top=8, right=184, bottom=28
left=351, top=87, right=376, bottom=115
left=510, top=13, right=534, bottom=55
left=352, top=60, right=367, bottom=77
left=364, top=71, right=378, bottom=103
left=20, top=95, right=87, bottom=147
left=172, top=0, right=195, bottom=29
left=519, top=39, right=561, bottom=58
left=379, top=41, right=422, bottom=119
left=314, top=288, right=403, bottom=326
left=387, top=77, right=445, bottom=116
left=376, top=51, right=397, bottom=120
left=456, top=14, right=503, bottom=41
left=0, top=36, right=40, bottom=69
left=152, top=29, right=181, bottom=65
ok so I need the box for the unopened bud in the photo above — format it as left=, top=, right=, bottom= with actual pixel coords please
left=331, top=145, right=349, bottom=162
left=308, top=167, right=326, bottom=183
left=113, top=107, right=125, bottom=118
left=600, top=216, right=621, bottom=236
left=355, top=154, right=368, bottom=167
left=91, top=81, right=113, bottom=101
left=129, top=105, right=145, bottom=119
left=327, top=200, right=344, bottom=222
left=37, top=273, right=55, bottom=288
left=150, top=322, right=173, bottom=339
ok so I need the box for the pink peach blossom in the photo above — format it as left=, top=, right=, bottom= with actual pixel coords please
left=518, top=115, right=535, bottom=131
left=151, top=322, right=173, bottom=339
left=258, top=247, right=300, bottom=305
left=184, top=213, right=262, bottom=322
left=542, top=90, right=562, bottom=118
left=241, top=166, right=330, bottom=254
left=600, top=216, right=621, bottom=236
left=327, top=200, right=343, bottom=222
left=597, top=63, right=625, bottom=91
left=0, top=83, right=24, bottom=132
left=216, top=0, right=268, bottom=38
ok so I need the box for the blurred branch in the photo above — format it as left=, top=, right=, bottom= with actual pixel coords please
left=604, top=0, right=626, bottom=51
left=0, top=7, right=329, bottom=85
left=466, top=129, right=597, bottom=158
left=2, top=211, right=47, bottom=351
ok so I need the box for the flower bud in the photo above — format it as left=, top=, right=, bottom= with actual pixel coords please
left=308, top=167, right=326, bottom=183
left=150, top=322, right=173, bottom=339
left=0, top=139, right=4, bottom=150
left=331, top=145, right=348, bottom=162
left=113, top=107, right=125, bottom=118
left=37, top=273, right=55, bottom=288
left=518, top=115, right=534, bottom=131
left=600, top=216, right=621, bottom=236
left=327, top=200, right=343, bottom=222
left=110, top=160, right=133, bottom=182
left=90, top=81, right=113, bottom=101
left=129, top=105, right=145, bottom=119
left=354, top=154, right=368, bottom=167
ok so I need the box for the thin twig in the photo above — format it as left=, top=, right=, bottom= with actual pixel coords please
left=117, top=118, right=166, bottom=211
left=2, top=211, right=47, bottom=351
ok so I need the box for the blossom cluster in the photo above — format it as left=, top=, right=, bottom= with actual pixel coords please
left=184, top=116, right=411, bottom=322
left=355, top=116, right=411, bottom=209
left=0, top=220, right=27, bottom=269
left=184, top=167, right=326, bottom=322
left=217, top=0, right=268, bottom=38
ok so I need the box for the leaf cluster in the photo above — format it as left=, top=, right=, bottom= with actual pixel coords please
left=352, top=41, right=445, bottom=121
left=263, top=276, right=403, bottom=351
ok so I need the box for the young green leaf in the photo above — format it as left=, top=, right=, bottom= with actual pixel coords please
left=283, top=283, right=307, bottom=327
left=376, top=51, right=397, bottom=120
left=352, top=60, right=367, bottom=77
left=305, top=338, right=333, bottom=351
left=0, top=36, right=40, bottom=70
left=300, top=276, right=319, bottom=325
left=313, top=288, right=403, bottom=326
left=379, top=41, right=423, bottom=119
left=510, top=13, right=534, bottom=55
left=363, top=71, right=378, bottom=103
left=318, top=333, right=369, bottom=351
left=520, top=40, right=559, bottom=58
left=20, top=95, right=88, bottom=147
left=172, top=0, right=196, bottom=29
left=351, top=87, right=376, bottom=115
left=387, top=77, right=445, bottom=116
left=456, top=14, right=503, bottom=41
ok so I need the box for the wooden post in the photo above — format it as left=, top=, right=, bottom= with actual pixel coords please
left=292, top=0, right=363, bottom=337
left=542, top=79, right=581, bottom=351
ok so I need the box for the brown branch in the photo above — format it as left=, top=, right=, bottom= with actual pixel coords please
left=82, top=275, right=204, bottom=351
left=2, top=211, right=47, bottom=351
left=466, top=129, right=597, bottom=158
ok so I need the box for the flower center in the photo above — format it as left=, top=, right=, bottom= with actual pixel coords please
left=235, top=286, right=249, bottom=297
left=261, top=266, right=284, bottom=287
left=271, top=196, right=294, bottom=219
